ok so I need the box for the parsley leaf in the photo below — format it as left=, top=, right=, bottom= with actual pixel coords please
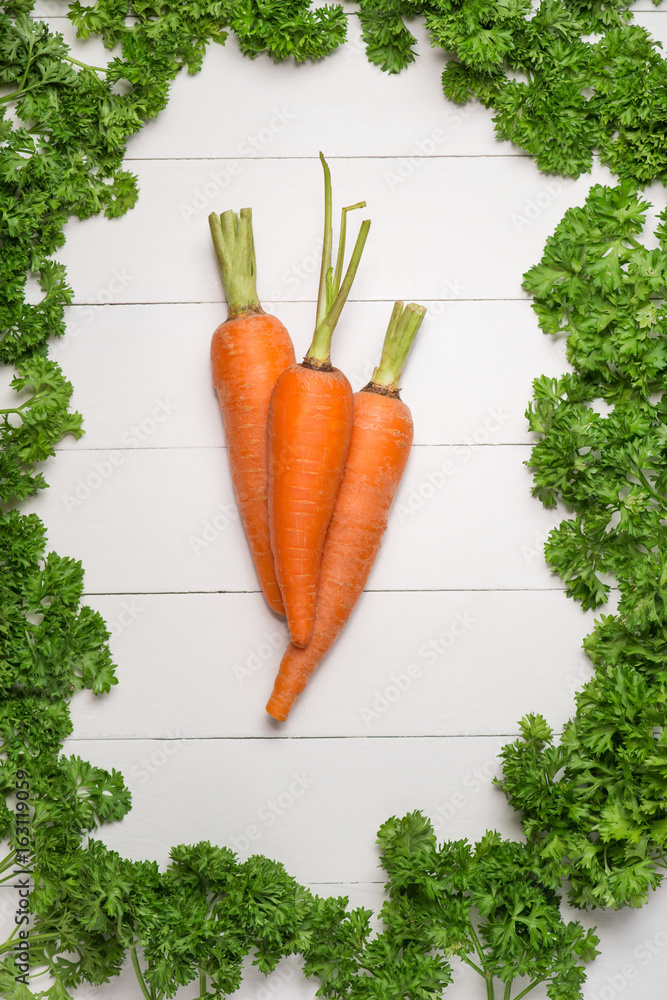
left=231, top=1, right=347, bottom=63
left=356, top=0, right=420, bottom=74
left=500, top=181, right=667, bottom=910
left=0, top=357, right=82, bottom=502
left=303, top=813, right=599, bottom=998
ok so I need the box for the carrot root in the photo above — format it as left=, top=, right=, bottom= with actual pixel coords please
left=209, top=209, right=296, bottom=616
left=266, top=302, right=425, bottom=720
left=268, top=362, right=353, bottom=646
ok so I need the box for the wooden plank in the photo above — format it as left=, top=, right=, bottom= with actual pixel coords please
left=45, top=299, right=568, bottom=450
left=121, top=16, right=505, bottom=161
left=14, top=9, right=667, bottom=1000
left=61, top=736, right=523, bottom=882
left=71, top=590, right=602, bottom=739
left=634, top=8, right=667, bottom=40
left=22, top=445, right=565, bottom=594
left=55, top=156, right=616, bottom=306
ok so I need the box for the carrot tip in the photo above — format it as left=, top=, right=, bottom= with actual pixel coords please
left=288, top=625, right=313, bottom=648
left=266, top=596, right=286, bottom=617
left=266, top=697, right=291, bottom=722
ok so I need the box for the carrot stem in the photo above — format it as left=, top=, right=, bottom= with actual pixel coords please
left=331, top=200, right=367, bottom=311
left=209, top=208, right=261, bottom=318
left=369, top=301, right=426, bottom=392
left=307, top=154, right=370, bottom=365
left=315, top=152, right=333, bottom=331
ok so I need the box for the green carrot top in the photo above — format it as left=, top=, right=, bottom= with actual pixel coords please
left=366, top=301, right=426, bottom=394
left=305, top=153, right=371, bottom=367
left=208, top=207, right=261, bottom=318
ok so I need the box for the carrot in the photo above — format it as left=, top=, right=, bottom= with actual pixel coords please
left=266, top=301, right=426, bottom=721
left=268, top=153, right=371, bottom=648
left=209, top=207, right=296, bottom=616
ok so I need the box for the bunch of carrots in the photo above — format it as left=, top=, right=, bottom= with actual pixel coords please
left=209, top=154, right=425, bottom=721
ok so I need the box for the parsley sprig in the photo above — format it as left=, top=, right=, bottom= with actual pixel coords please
left=499, top=181, right=667, bottom=910
left=2, top=4, right=667, bottom=999
left=354, top=0, right=667, bottom=183
left=1, top=356, right=82, bottom=502
left=0, top=7, right=350, bottom=999
left=301, top=814, right=599, bottom=1000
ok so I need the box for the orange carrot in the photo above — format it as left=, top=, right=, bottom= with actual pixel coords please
left=266, top=301, right=426, bottom=720
left=268, top=154, right=371, bottom=647
left=209, top=208, right=295, bottom=616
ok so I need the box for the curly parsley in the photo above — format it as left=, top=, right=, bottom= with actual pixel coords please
left=499, top=181, right=667, bottom=910
left=353, top=0, right=667, bottom=183
left=2, top=4, right=667, bottom=999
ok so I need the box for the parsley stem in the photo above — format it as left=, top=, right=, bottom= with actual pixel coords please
left=3, top=391, right=51, bottom=418
left=503, top=981, right=512, bottom=1000
left=0, top=932, right=61, bottom=955
left=130, top=945, right=154, bottom=1000
left=0, top=54, right=105, bottom=107
left=468, top=924, right=488, bottom=970
left=0, top=81, right=46, bottom=104
left=0, top=850, right=17, bottom=875
left=63, top=54, right=107, bottom=73
left=199, top=969, right=206, bottom=996
left=630, top=466, right=667, bottom=511
left=16, top=39, right=35, bottom=95
left=467, top=925, right=495, bottom=1000
left=461, top=955, right=486, bottom=977
left=512, top=978, right=546, bottom=1000
left=0, top=923, right=21, bottom=947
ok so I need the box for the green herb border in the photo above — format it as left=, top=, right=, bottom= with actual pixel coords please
left=1, top=2, right=667, bottom=998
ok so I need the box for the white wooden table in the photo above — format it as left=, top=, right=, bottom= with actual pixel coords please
left=5, top=5, right=667, bottom=997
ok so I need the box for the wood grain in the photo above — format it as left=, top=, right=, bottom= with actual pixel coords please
left=7, top=7, right=667, bottom=998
